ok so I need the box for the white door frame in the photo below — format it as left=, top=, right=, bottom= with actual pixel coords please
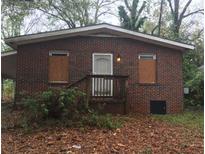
left=92, top=53, right=113, bottom=75
left=92, top=53, right=113, bottom=96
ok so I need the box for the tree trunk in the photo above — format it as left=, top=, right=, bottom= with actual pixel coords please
left=157, top=0, right=164, bottom=36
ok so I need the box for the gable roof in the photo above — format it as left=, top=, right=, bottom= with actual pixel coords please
left=4, top=23, right=194, bottom=51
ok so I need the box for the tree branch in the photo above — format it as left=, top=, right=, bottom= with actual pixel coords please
left=37, top=8, right=72, bottom=27
left=135, top=1, right=146, bottom=22
left=124, top=0, right=132, bottom=12
left=179, top=0, right=192, bottom=22
left=96, top=9, right=112, bottom=18
left=152, top=25, right=159, bottom=35
left=183, top=9, right=204, bottom=18
left=167, top=0, right=174, bottom=14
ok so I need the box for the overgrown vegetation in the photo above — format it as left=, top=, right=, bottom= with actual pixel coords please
left=82, top=112, right=123, bottom=129
left=2, top=79, right=15, bottom=102
left=152, top=111, right=204, bottom=133
left=21, top=88, right=123, bottom=131
left=22, top=88, right=87, bottom=120
left=183, top=36, right=204, bottom=108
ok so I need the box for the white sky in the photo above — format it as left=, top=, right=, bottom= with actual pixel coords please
left=22, top=0, right=204, bottom=34
left=104, top=0, right=204, bottom=26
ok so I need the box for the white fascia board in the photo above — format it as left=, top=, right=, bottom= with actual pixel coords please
left=5, top=24, right=194, bottom=50
left=5, top=25, right=106, bottom=43
left=104, top=25, right=194, bottom=50
left=1, top=51, right=17, bottom=57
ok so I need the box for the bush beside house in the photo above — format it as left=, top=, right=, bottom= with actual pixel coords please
left=183, top=52, right=204, bottom=109
left=21, top=88, right=123, bottom=130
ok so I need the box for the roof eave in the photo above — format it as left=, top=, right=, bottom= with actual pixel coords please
left=1, top=50, right=17, bottom=57
left=4, top=24, right=195, bottom=51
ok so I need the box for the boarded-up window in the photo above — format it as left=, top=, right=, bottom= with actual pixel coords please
left=48, top=51, right=69, bottom=83
left=138, top=54, right=156, bottom=83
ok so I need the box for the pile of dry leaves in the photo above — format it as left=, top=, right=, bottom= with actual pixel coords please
left=2, top=113, right=203, bottom=154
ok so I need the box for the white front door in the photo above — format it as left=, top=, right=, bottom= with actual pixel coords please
left=92, top=53, right=113, bottom=96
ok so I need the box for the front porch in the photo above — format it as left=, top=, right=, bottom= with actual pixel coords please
left=67, top=74, right=129, bottom=114
left=1, top=51, right=128, bottom=114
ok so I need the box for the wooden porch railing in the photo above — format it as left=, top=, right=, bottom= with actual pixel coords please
left=67, top=74, right=128, bottom=104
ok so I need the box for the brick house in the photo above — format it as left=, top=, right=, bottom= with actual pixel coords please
left=2, top=24, right=194, bottom=114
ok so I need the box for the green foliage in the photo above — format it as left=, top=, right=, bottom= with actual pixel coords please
left=118, top=0, right=147, bottom=31
left=1, top=0, right=34, bottom=51
left=21, top=88, right=122, bottom=130
left=23, top=97, right=39, bottom=119
left=2, top=79, right=15, bottom=102
left=82, top=112, right=123, bottom=130
left=183, top=50, right=204, bottom=107
left=152, top=111, right=204, bottom=133
left=183, top=30, right=204, bottom=67
left=140, top=147, right=152, bottom=154
left=22, top=88, right=87, bottom=121
left=20, top=117, right=33, bottom=133
left=142, top=0, right=174, bottom=37
left=181, top=28, right=204, bottom=108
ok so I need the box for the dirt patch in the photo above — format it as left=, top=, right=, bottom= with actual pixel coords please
left=2, top=114, right=203, bottom=154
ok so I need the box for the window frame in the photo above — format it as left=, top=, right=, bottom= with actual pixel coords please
left=138, top=53, right=156, bottom=60
left=138, top=53, right=157, bottom=84
left=48, top=50, right=69, bottom=84
left=49, top=50, right=69, bottom=56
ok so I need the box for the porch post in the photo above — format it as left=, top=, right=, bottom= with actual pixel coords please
left=13, top=80, right=16, bottom=106
left=85, top=76, right=91, bottom=107
left=1, top=77, right=4, bottom=102
left=123, top=78, right=128, bottom=114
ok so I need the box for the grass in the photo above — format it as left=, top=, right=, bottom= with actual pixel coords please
left=152, top=111, right=204, bottom=133
left=19, top=113, right=125, bottom=134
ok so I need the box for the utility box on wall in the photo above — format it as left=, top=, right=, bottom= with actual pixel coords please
left=184, top=88, right=189, bottom=94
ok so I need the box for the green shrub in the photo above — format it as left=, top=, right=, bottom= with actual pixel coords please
left=184, top=71, right=203, bottom=108
left=2, top=79, right=15, bottom=102
left=21, top=88, right=123, bottom=130
left=23, top=97, right=40, bottom=121
left=183, top=52, right=204, bottom=108
left=22, top=88, right=87, bottom=121
left=84, top=112, right=123, bottom=129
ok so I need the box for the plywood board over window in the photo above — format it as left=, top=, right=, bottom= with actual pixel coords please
left=48, top=51, right=69, bottom=83
left=138, top=54, right=156, bottom=84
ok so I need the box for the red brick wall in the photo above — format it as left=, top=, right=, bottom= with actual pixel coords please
left=16, top=36, right=184, bottom=114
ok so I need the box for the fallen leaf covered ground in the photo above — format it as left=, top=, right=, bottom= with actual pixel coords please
left=2, top=113, right=203, bottom=154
